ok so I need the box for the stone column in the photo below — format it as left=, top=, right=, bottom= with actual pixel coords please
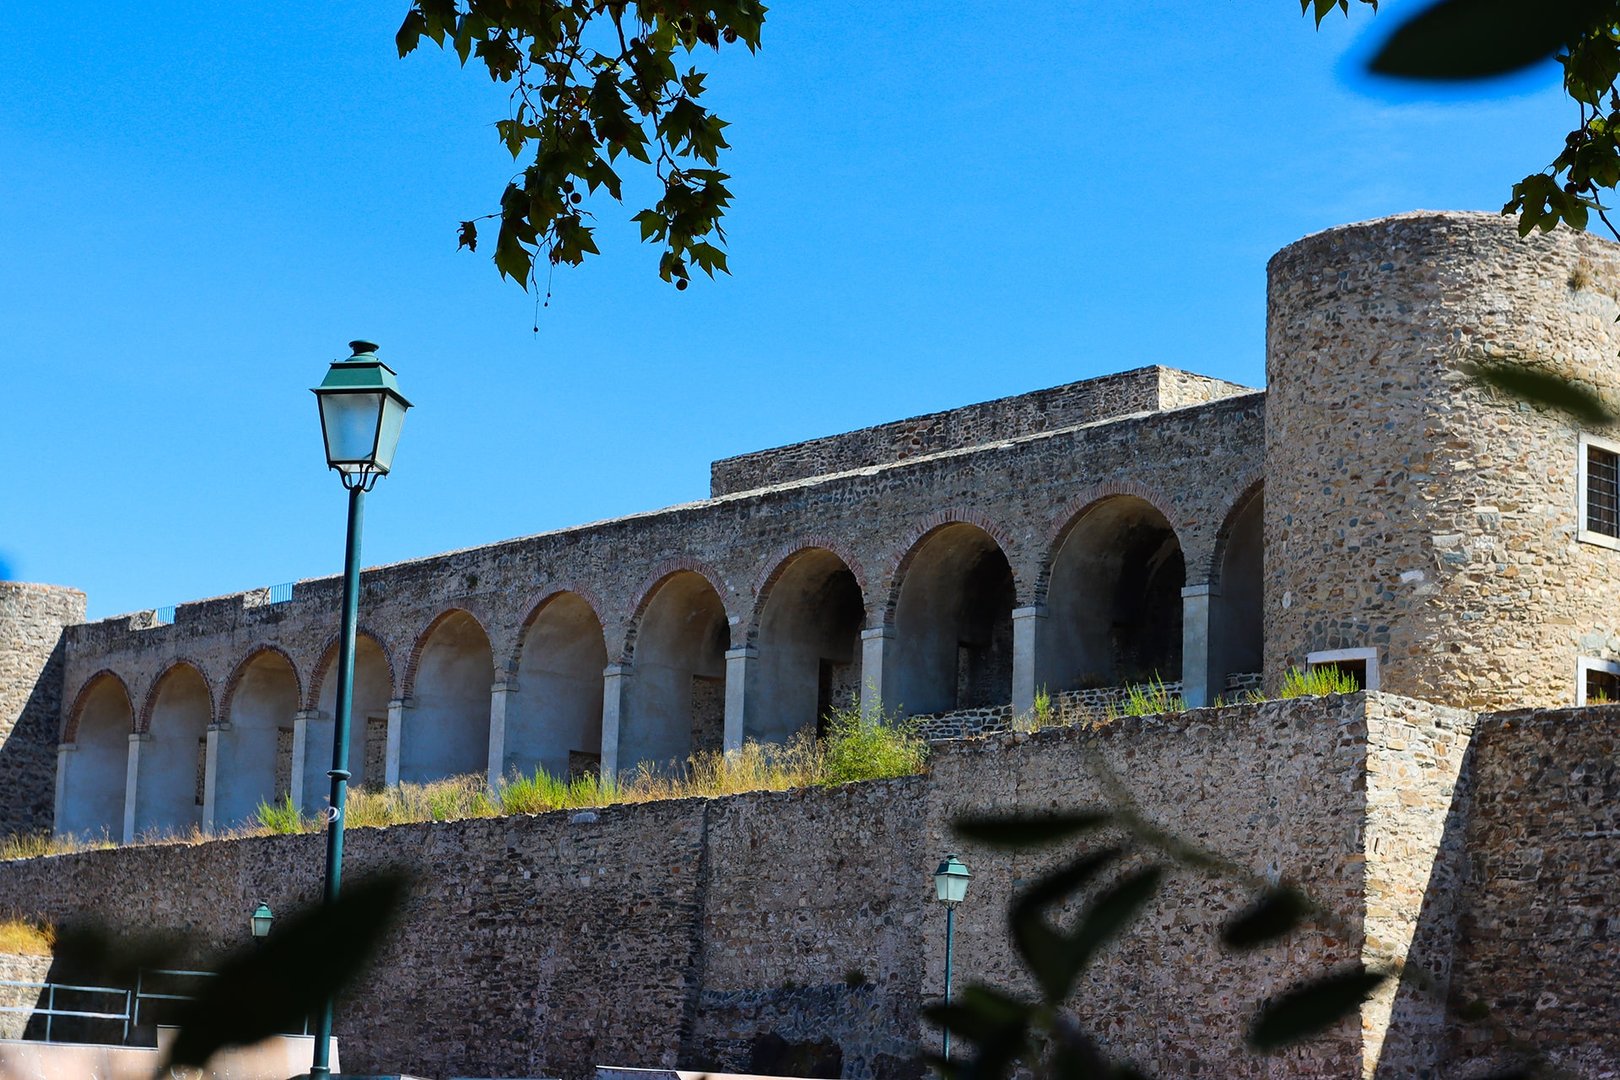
left=384, top=698, right=408, bottom=787
left=1181, top=584, right=1216, bottom=709
left=52, top=743, right=74, bottom=838
left=722, top=646, right=757, bottom=752
left=1011, top=605, right=1047, bottom=723
left=122, top=732, right=147, bottom=845
left=859, top=627, right=895, bottom=716
left=290, top=709, right=315, bottom=810
left=600, top=663, right=631, bottom=779
left=487, top=679, right=517, bottom=788
left=201, top=724, right=224, bottom=833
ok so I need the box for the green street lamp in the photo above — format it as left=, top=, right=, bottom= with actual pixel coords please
left=307, top=340, right=411, bottom=1080
left=250, top=902, right=274, bottom=940
left=933, top=854, right=971, bottom=1062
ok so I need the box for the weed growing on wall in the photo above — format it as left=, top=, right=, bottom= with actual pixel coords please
left=1278, top=665, right=1360, bottom=698
left=819, top=704, right=929, bottom=785
left=0, top=916, right=54, bottom=956
left=1107, top=676, right=1187, bottom=720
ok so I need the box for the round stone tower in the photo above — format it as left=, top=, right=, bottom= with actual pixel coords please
left=1265, top=211, right=1620, bottom=710
left=0, top=582, right=86, bottom=836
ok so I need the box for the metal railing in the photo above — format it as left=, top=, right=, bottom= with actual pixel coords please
left=143, top=580, right=294, bottom=628
left=151, top=605, right=176, bottom=626
left=0, top=979, right=131, bottom=1043
left=267, top=581, right=295, bottom=604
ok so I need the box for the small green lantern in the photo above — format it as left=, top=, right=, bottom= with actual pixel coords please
left=250, top=902, right=274, bottom=939
left=933, top=854, right=971, bottom=905
left=311, top=340, right=412, bottom=486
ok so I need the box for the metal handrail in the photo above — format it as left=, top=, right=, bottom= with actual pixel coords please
left=0, top=978, right=131, bottom=1043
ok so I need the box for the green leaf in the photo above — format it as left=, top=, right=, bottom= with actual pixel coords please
left=395, top=10, right=427, bottom=58
left=457, top=219, right=478, bottom=252
left=1248, top=966, right=1389, bottom=1052
left=1221, top=886, right=1311, bottom=949
left=1368, top=0, right=1604, bottom=81
left=1468, top=360, right=1616, bottom=426
left=954, top=811, right=1114, bottom=849
left=162, top=872, right=411, bottom=1069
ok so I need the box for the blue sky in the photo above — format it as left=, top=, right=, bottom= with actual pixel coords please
left=0, top=2, right=1572, bottom=619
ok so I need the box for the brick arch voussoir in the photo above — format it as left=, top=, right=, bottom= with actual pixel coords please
left=619, top=558, right=735, bottom=664
left=136, top=659, right=216, bottom=736
left=219, top=645, right=304, bottom=727
left=745, top=538, right=874, bottom=647
left=63, top=669, right=135, bottom=744
left=879, top=509, right=1021, bottom=625
left=303, top=626, right=397, bottom=711
left=401, top=607, right=497, bottom=701
left=506, top=585, right=611, bottom=674
left=1036, top=483, right=1187, bottom=605
left=1205, top=473, right=1265, bottom=588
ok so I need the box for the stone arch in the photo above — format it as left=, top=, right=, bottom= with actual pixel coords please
left=622, top=562, right=735, bottom=663
left=505, top=585, right=611, bottom=673
left=63, top=669, right=133, bottom=744
left=132, top=660, right=214, bottom=838
left=1208, top=479, right=1264, bottom=696
left=219, top=646, right=303, bottom=726
left=1035, top=482, right=1183, bottom=601
left=881, top=510, right=1019, bottom=623
left=889, top=521, right=1017, bottom=716
left=618, top=569, right=730, bottom=773
left=213, top=647, right=300, bottom=829
left=304, top=627, right=396, bottom=711
left=303, top=629, right=394, bottom=811
left=399, top=608, right=495, bottom=784
left=747, top=547, right=867, bottom=743
left=56, top=671, right=132, bottom=841
left=1041, top=494, right=1187, bottom=694
left=501, top=591, right=609, bottom=781
left=748, top=537, right=873, bottom=635
left=1205, top=474, right=1265, bottom=587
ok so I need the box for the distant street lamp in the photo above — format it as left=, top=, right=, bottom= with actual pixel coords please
left=933, top=854, right=971, bottom=1061
left=249, top=902, right=274, bottom=940
left=307, top=340, right=411, bottom=1080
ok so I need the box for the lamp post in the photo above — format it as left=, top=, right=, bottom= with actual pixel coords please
left=307, top=340, right=411, bottom=1079
left=933, top=854, right=971, bottom=1062
left=250, top=902, right=274, bottom=941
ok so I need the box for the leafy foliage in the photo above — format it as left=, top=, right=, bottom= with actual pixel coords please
left=818, top=703, right=931, bottom=785
left=1278, top=664, right=1362, bottom=698
left=397, top=1, right=764, bottom=291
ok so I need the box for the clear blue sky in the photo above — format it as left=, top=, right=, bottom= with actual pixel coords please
left=0, top=2, right=1570, bottom=620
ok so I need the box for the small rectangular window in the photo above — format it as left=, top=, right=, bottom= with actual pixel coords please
left=1306, top=647, right=1380, bottom=691
left=1578, top=657, right=1620, bottom=705
left=1577, top=434, right=1620, bottom=549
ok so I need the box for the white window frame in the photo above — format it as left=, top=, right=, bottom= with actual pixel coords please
left=1576, top=656, right=1620, bottom=705
left=1306, top=647, right=1380, bottom=691
left=1577, top=432, right=1620, bottom=550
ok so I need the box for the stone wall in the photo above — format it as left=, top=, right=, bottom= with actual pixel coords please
left=709, top=367, right=1253, bottom=496
left=0, top=953, right=52, bottom=1040
left=1265, top=211, right=1620, bottom=710
left=0, top=692, right=1548, bottom=1080
left=0, top=583, right=85, bottom=837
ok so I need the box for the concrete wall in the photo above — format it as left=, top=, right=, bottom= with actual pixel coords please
left=1266, top=211, right=1620, bottom=709
left=0, top=583, right=84, bottom=838
left=709, top=366, right=1252, bottom=496
left=0, top=692, right=1571, bottom=1080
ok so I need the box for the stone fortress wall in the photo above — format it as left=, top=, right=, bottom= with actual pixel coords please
left=0, top=693, right=1607, bottom=1080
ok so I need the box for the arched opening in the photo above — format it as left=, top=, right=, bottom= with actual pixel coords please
left=1045, top=497, right=1185, bottom=692
left=504, top=594, right=608, bottom=781
left=305, top=634, right=392, bottom=812
left=403, top=611, right=493, bottom=783
left=214, top=651, right=298, bottom=829
left=57, top=675, right=131, bottom=840
left=893, top=524, right=1015, bottom=716
left=751, top=549, right=864, bottom=742
left=133, top=664, right=211, bottom=838
left=1211, top=487, right=1263, bottom=697
left=621, top=571, right=729, bottom=773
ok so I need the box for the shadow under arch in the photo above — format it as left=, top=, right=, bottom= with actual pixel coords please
left=502, top=591, right=608, bottom=781
left=1207, top=480, right=1263, bottom=698
left=748, top=547, right=866, bottom=743
left=888, top=521, right=1016, bottom=716
left=212, top=647, right=300, bottom=830
left=132, top=661, right=213, bottom=838
left=302, top=629, right=394, bottom=810
left=1041, top=495, right=1185, bottom=693
left=57, top=672, right=132, bottom=841
left=618, top=569, right=730, bottom=774
left=400, top=608, right=495, bottom=784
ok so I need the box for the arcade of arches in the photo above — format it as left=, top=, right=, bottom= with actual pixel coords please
left=54, top=500, right=1263, bottom=842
